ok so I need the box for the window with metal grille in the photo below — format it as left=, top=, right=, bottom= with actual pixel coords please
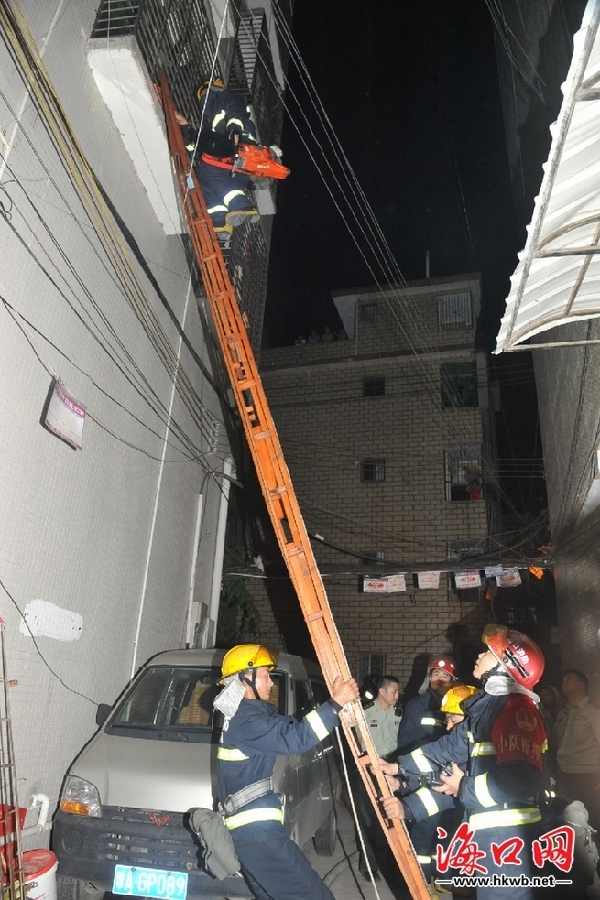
left=361, top=302, right=378, bottom=322
left=361, top=459, right=386, bottom=482
left=357, top=652, right=387, bottom=687
left=363, top=377, right=386, bottom=397
left=444, top=446, right=482, bottom=501
left=441, top=361, right=477, bottom=407
left=506, top=606, right=538, bottom=625
left=447, top=537, right=486, bottom=561
left=91, top=1, right=140, bottom=37
left=361, top=551, right=386, bottom=566
left=437, top=291, right=473, bottom=330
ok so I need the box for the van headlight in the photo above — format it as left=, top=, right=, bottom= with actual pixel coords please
left=60, top=775, right=102, bottom=817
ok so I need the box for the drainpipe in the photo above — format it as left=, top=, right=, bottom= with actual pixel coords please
left=203, top=458, right=233, bottom=648
left=130, top=280, right=192, bottom=678
left=184, top=490, right=204, bottom=646
left=0, top=794, right=51, bottom=846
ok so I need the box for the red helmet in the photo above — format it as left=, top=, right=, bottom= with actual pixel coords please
left=482, top=625, right=544, bottom=689
left=427, top=656, right=456, bottom=678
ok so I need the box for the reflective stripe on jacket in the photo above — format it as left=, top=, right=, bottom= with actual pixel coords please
left=217, top=697, right=339, bottom=840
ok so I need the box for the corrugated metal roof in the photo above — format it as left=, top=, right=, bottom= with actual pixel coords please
left=496, top=0, right=600, bottom=352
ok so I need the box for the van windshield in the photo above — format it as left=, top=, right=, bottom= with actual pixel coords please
left=106, top=666, right=285, bottom=740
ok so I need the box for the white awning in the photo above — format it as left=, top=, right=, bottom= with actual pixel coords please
left=496, top=0, right=600, bottom=352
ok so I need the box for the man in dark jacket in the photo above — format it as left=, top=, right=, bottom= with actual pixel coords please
left=382, top=627, right=548, bottom=900
left=396, top=655, right=456, bottom=882
left=176, top=78, right=259, bottom=234
left=215, top=644, right=359, bottom=900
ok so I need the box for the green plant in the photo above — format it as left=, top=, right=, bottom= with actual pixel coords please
left=216, top=548, right=261, bottom=646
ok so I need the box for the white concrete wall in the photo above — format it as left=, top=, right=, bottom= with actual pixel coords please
left=0, top=1, right=231, bottom=834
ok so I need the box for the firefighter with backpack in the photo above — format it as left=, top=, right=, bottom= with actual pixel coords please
left=213, top=643, right=358, bottom=900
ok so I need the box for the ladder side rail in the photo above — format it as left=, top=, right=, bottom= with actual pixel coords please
left=159, top=72, right=429, bottom=900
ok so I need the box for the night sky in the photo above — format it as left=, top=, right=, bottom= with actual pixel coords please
left=265, top=0, right=521, bottom=350
left=262, top=0, right=567, bottom=517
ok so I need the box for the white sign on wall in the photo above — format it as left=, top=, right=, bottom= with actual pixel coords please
left=363, top=574, right=406, bottom=593
left=455, top=570, right=482, bottom=589
left=418, top=571, right=441, bottom=589
left=496, top=568, right=522, bottom=588
left=45, top=381, right=86, bottom=450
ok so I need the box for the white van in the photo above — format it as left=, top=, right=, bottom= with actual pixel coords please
left=53, top=649, right=341, bottom=900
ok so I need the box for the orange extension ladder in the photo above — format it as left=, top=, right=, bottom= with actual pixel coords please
left=159, top=71, right=429, bottom=900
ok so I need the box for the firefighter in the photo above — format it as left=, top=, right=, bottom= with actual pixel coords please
left=381, top=627, right=548, bottom=900
left=396, top=655, right=456, bottom=882
left=214, top=644, right=359, bottom=900
left=441, top=683, right=478, bottom=731
left=397, top=655, right=457, bottom=753
left=175, top=78, right=259, bottom=236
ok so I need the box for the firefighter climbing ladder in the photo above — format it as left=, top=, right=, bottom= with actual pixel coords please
left=159, top=71, right=429, bottom=900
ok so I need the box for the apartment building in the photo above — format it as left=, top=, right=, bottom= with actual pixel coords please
left=247, top=274, right=499, bottom=687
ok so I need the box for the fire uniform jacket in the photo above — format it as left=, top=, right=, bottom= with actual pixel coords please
left=397, top=688, right=446, bottom=755
left=396, top=687, right=448, bottom=881
left=396, top=690, right=548, bottom=899
left=181, top=87, right=258, bottom=227
left=217, top=696, right=341, bottom=842
left=183, top=87, right=257, bottom=160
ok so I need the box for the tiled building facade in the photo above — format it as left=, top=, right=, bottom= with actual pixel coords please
left=246, top=274, right=498, bottom=690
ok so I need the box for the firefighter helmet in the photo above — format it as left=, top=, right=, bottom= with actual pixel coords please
left=427, top=656, right=456, bottom=677
left=197, top=78, right=226, bottom=100
left=482, top=625, right=544, bottom=689
left=441, top=684, right=477, bottom=715
left=221, top=644, right=278, bottom=679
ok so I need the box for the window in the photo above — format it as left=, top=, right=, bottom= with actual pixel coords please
left=360, top=302, right=378, bottom=322
left=357, top=652, right=387, bottom=687
left=107, top=665, right=285, bottom=738
left=363, top=377, right=386, bottom=397
left=506, top=607, right=538, bottom=625
left=361, top=459, right=386, bottom=482
left=438, top=291, right=473, bottom=330
left=361, top=551, right=386, bottom=566
left=447, top=538, right=486, bottom=561
left=294, top=679, right=314, bottom=719
left=441, top=362, right=477, bottom=408
left=444, top=446, right=482, bottom=501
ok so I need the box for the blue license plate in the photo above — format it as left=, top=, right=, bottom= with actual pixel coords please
left=112, top=865, right=188, bottom=900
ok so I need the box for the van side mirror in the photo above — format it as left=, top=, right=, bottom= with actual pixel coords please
left=96, top=703, right=112, bottom=727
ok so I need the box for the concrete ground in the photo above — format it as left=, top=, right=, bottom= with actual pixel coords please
left=304, top=799, right=414, bottom=900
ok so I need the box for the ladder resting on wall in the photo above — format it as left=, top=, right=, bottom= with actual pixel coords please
left=158, top=70, right=429, bottom=900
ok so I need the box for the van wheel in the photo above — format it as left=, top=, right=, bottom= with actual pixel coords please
left=56, top=876, right=105, bottom=900
left=313, top=807, right=337, bottom=856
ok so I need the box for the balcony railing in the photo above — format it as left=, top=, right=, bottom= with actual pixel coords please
left=90, top=0, right=282, bottom=356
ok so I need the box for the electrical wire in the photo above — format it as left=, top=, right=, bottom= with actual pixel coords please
left=0, top=575, right=98, bottom=706
left=239, top=3, right=532, bottom=520
left=0, top=12, right=236, bottom=487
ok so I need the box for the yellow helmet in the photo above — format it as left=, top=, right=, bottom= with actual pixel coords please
left=441, top=684, right=478, bottom=716
left=221, top=644, right=278, bottom=680
left=197, top=78, right=226, bottom=100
